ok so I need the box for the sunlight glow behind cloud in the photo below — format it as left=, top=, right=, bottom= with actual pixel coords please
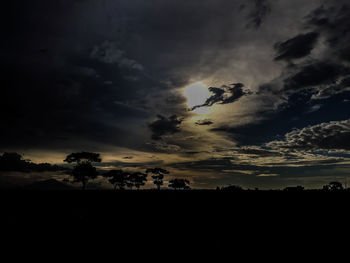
left=184, top=82, right=210, bottom=113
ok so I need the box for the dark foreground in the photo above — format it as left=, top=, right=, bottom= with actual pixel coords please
left=1, top=190, right=349, bottom=258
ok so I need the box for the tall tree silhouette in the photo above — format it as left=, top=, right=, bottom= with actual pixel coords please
left=168, top=179, right=190, bottom=190
left=70, top=163, right=98, bottom=190
left=64, top=152, right=101, bottom=190
left=104, top=170, right=128, bottom=190
left=126, top=172, right=148, bottom=190
left=146, top=168, right=169, bottom=190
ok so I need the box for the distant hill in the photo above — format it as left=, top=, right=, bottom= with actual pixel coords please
left=0, top=179, right=21, bottom=189
left=24, top=179, right=75, bottom=190
left=0, top=152, right=67, bottom=173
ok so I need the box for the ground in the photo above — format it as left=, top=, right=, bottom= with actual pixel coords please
left=1, top=190, right=349, bottom=258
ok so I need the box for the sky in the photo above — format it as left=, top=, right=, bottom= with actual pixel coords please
left=1, top=0, right=350, bottom=189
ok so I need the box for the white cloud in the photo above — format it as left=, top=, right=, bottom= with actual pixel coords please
left=256, top=173, right=279, bottom=177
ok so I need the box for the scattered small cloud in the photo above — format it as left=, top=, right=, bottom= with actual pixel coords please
left=256, top=173, right=279, bottom=177
left=191, top=83, right=251, bottom=110
left=266, top=119, right=350, bottom=151
left=147, top=141, right=182, bottom=153
left=195, top=119, right=214, bottom=126
left=307, top=104, right=322, bottom=113
left=90, top=41, right=144, bottom=71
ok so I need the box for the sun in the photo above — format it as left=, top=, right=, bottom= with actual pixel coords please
left=184, top=82, right=210, bottom=114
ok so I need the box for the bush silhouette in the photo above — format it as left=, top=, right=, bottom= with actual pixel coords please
left=104, top=170, right=128, bottom=190
left=220, top=185, right=244, bottom=192
left=168, top=179, right=190, bottom=190
left=0, top=152, right=27, bottom=171
left=126, top=172, right=148, bottom=190
left=323, top=181, right=344, bottom=191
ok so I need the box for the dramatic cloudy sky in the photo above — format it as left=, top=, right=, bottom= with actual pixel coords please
left=2, top=0, right=350, bottom=189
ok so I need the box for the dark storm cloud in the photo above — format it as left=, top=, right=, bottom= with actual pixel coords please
left=111, top=0, right=250, bottom=81
left=90, top=41, right=144, bottom=71
left=274, top=2, right=350, bottom=95
left=1, top=1, right=183, bottom=151
left=256, top=1, right=350, bottom=100
left=191, top=83, right=250, bottom=110
left=304, top=2, right=350, bottom=62
left=214, top=87, right=350, bottom=147
left=5, top=0, right=350, bottom=190
left=1, top=0, right=264, bottom=152
left=246, top=0, right=271, bottom=28
left=148, top=115, right=183, bottom=140
left=274, top=32, right=319, bottom=61
left=0, top=51, right=153, bottom=150
left=266, top=119, right=350, bottom=151
left=284, top=61, right=350, bottom=92
left=240, top=2, right=350, bottom=157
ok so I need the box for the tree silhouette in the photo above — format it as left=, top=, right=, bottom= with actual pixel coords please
left=126, top=172, right=148, bottom=190
left=64, top=152, right=101, bottom=190
left=146, top=168, right=169, bottom=190
left=323, top=181, right=344, bottom=191
left=168, top=179, right=190, bottom=190
left=70, top=162, right=98, bottom=190
left=104, top=170, right=128, bottom=190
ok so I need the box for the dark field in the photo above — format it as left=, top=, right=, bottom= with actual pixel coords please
left=1, top=190, right=349, bottom=258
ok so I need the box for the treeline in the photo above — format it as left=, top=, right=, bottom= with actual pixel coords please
left=1, top=152, right=348, bottom=192
left=64, top=152, right=190, bottom=190
left=217, top=182, right=347, bottom=192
